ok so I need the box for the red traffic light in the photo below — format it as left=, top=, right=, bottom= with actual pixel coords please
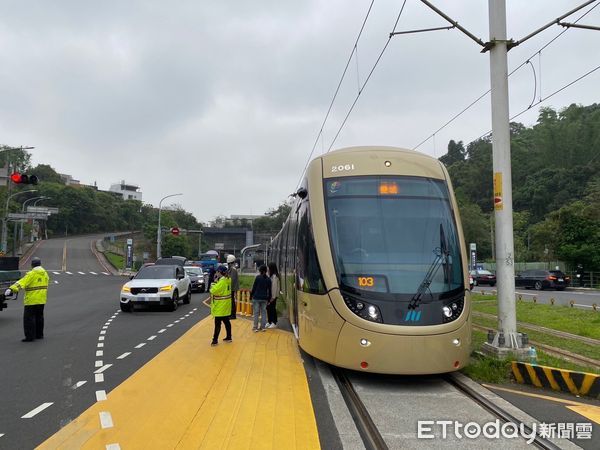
left=171, top=227, right=180, bottom=236
left=10, top=173, right=38, bottom=185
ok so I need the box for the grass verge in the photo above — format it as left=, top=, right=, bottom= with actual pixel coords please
left=105, top=252, right=124, bottom=270
left=461, top=330, right=512, bottom=383
left=471, top=294, right=600, bottom=340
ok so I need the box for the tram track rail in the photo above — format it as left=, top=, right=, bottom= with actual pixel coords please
left=331, top=367, right=389, bottom=450
left=445, top=373, right=562, bottom=450
left=331, top=365, right=565, bottom=450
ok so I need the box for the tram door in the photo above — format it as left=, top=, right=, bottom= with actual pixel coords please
left=290, top=203, right=300, bottom=335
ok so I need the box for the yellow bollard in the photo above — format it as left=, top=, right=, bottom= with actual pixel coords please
left=593, top=303, right=597, bottom=311
left=550, top=298, right=555, bottom=305
left=569, top=300, right=575, bottom=308
left=236, top=291, right=242, bottom=314
left=533, top=296, right=537, bottom=303
left=518, top=294, right=522, bottom=301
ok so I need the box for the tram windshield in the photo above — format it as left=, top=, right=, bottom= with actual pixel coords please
left=325, top=176, right=463, bottom=298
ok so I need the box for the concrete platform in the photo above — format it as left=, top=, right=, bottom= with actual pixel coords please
left=38, top=317, right=320, bottom=449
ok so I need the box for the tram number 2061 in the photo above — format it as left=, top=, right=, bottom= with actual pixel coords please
left=331, top=164, right=355, bottom=173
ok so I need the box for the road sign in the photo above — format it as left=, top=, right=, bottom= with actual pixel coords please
left=171, top=227, right=180, bottom=236
left=214, top=243, right=224, bottom=250
left=27, top=206, right=59, bottom=215
left=7, top=212, right=49, bottom=220
left=127, top=238, right=133, bottom=245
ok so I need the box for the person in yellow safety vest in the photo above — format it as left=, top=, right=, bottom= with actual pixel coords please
left=210, top=265, right=232, bottom=346
left=5, top=257, right=49, bottom=342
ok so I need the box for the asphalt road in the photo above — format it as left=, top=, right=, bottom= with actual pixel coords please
left=474, top=284, right=600, bottom=309
left=0, top=236, right=210, bottom=449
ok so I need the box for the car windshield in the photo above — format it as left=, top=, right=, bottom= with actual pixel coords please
left=185, top=268, right=202, bottom=276
left=325, top=176, right=463, bottom=298
left=135, top=265, right=176, bottom=279
left=478, top=270, right=493, bottom=275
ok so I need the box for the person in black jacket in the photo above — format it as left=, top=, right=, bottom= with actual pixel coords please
left=250, top=265, right=271, bottom=332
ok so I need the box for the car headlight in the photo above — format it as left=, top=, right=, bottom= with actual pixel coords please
left=122, top=286, right=131, bottom=293
left=159, top=285, right=173, bottom=292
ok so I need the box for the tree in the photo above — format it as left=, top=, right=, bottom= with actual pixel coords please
left=439, top=140, right=465, bottom=167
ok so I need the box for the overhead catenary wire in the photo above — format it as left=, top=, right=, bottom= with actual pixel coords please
left=295, top=0, right=376, bottom=190
left=412, top=0, right=600, bottom=151
left=470, top=62, right=600, bottom=143
left=326, top=0, right=408, bottom=153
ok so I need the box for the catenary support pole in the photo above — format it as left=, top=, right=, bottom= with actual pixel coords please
left=488, top=0, right=519, bottom=349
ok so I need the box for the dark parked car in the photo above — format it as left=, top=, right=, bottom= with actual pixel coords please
left=515, top=270, right=570, bottom=291
left=155, top=256, right=186, bottom=267
left=469, top=269, right=496, bottom=287
left=184, top=266, right=206, bottom=293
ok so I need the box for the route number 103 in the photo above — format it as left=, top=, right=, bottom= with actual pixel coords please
left=331, top=164, right=355, bottom=173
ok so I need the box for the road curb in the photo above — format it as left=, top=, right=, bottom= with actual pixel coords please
left=511, top=361, right=600, bottom=399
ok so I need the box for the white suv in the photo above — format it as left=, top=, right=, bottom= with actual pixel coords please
left=120, top=264, right=191, bottom=312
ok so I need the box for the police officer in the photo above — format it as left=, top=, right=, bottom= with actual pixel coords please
left=5, top=257, right=50, bottom=342
left=210, top=265, right=232, bottom=346
left=227, top=254, right=239, bottom=319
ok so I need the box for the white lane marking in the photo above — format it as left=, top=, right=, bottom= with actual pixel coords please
left=102, top=326, right=108, bottom=330
left=100, top=330, right=106, bottom=335
left=158, top=329, right=166, bottom=334
left=147, top=335, right=157, bottom=341
left=96, top=351, right=103, bottom=357
left=102, top=272, right=110, bottom=276
left=116, top=352, right=131, bottom=360
left=95, top=374, right=104, bottom=383
left=90, top=271, right=97, bottom=275
left=111, top=315, right=117, bottom=318
left=99, top=411, right=114, bottom=429
left=22, top=402, right=53, bottom=419
left=193, top=308, right=198, bottom=311
left=94, top=364, right=113, bottom=374
left=97, top=343, right=104, bottom=348
left=167, top=324, right=174, bottom=328
left=134, top=343, right=146, bottom=349
left=77, top=271, right=85, bottom=275
left=179, top=317, right=185, bottom=320
left=95, top=360, right=103, bottom=368
left=53, top=271, right=61, bottom=275
left=72, top=381, right=87, bottom=390
left=53, top=280, right=59, bottom=284
left=98, top=336, right=105, bottom=341
left=96, top=390, right=107, bottom=401
left=0, top=433, right=4, bottom=438
left=174, top=320, right=180, bottom=323
left=106, top=443, right=121, bottom=450
left=66, top=271, right=73, bottom=275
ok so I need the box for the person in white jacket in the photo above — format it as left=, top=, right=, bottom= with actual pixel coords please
left=266, top=262, right=280, bottom=329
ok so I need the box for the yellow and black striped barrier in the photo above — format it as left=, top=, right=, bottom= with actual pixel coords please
left=512, top=361, right=600, bottom=399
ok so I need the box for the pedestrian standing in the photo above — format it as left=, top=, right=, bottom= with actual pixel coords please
left=266, top=262, right=280, bottom=329
left=210, top=265, right=232, bottom=346
left=227, top=254, right=239, bottom=320
left=250, top=264, right=271, bottom=332
left=5, top=257, right=49, bottom=342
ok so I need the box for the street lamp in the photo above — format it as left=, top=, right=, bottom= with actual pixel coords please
left=156, top=193, right=182, bottom=259
left=1, top=189, right=38, bottom=253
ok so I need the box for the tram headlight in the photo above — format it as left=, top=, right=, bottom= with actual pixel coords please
left=442, top=298, right=464, bottom=323
left=342, top=296, right=383, bottom=323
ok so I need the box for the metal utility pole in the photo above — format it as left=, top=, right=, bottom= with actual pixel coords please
left=486, top=0, right=520, bottom=353
left=156, top=193, right=182, bottom=259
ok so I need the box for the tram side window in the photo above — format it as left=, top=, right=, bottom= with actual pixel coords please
left=296, top=201, right=326, bottom=294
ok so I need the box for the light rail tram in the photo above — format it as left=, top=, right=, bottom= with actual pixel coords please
left=269, top=146, right=471, bottom=374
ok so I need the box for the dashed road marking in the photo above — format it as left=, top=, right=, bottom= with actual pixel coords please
left=117, top=352, right=131, bottom=360
left=100, top=330, right=106, bottom=335
left=65, top=271, right=73, bottom=275
left=102, top=272, right=110, bottom=275
left=90, top=271, right=97, bottom=275
left=95, top=390, right=107, bottom=402
left=94, top=364, right=112, bottom=374
left=134, top=343, right=146, bottom=349
left=174, top=320, right=180, bottom=323
left=147, top=335, right=157, bottom=341
left=97, top=343, right=104, bottom=348
left=22, top=402, right=53, bottom=419
left=167, top=324, right=174, bottom=328
left=95, top=374, right=104, bottom=383
left=52, top=271, right=60, bottom=275
left=99, top=336, right=105, bottom=341
left=96, top=351, right=103, bottom=357
left=72, top=381, right=87, bottom=390
left=95, top=361, right=103, bottom=368
left=102, top=326, right=108, bottom=329
left=158, top=329, right=166, bottom=333
left=0, top=433, right=4, bottom=438
left=99, top=411, right=114, bottom=429
left=77, top=271, right=85, bottom=275
left=53, top=280, right=59, bottom=284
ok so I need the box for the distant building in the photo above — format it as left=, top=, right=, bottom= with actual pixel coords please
left=59, top=174, right=81, bottom=186
left=109, top=180, right=142, bottom=201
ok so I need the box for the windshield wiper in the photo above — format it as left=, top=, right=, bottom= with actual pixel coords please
left=408, top=224, right=450, bottom=310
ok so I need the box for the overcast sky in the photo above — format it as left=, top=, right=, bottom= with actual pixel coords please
left=1, top=1, right=598, bottom=223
